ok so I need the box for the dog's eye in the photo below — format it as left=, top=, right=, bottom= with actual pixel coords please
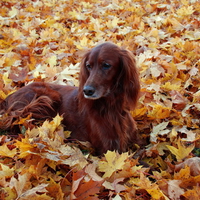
left=102, top=63, right=111, bottom=70
left=86, top=63, right=92, bottom=70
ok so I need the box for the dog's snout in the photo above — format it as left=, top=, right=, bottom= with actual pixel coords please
left=83, top=85, right=95, bottom=97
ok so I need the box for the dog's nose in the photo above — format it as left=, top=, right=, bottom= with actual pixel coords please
left=83, top=85, right=95, bottom=96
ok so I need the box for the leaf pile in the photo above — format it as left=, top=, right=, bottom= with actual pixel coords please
left=0, top=0, right=200, bottom=199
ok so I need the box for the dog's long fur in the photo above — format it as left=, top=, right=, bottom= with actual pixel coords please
left=0, top=42, right=140, bottom=155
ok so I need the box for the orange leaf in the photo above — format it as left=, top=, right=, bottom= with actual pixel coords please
left=183, top=188, right=200, bottom=199
left=74, top=179, right=103, bottom=200
left=175, top=157, right=200, bottom=176
left=46, top=178, right=64, bottom=200
left=147, top=104, right=171, bottom=120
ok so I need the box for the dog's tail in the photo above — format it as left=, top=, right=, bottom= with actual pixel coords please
left=0, top=95, right=59, bottom=132
left=0, top=83, right=61, bottom=133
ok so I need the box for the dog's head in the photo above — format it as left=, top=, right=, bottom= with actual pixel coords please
left=79, top=42, right=140, bottom=109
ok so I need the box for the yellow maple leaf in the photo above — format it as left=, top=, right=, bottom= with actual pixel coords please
left=183, top=189, right=200, bottom=199
left=166, top=139, right=195, bottom=161
left=170, top=119, right=183, bottom=126
left=181, top=0, right=189, bottom=5
left=177, top=6, right=194, bottom=16
left=0, top=164, right=14, bottom=179
left=50, top=114, right=63, bottom=128
left=2, top=72, right=13, bottom=85
left=131, top=107, right=147, bottom=118
left=68, top=10, right=86, bottom=20
left=46, top=55, right=57, bottom=68
left=39, top=115, right=63, bottom=139
left=2, top=187, right=17, bottom=200
left=161, top=82, right=181, bottom=91
left=174, top=166, right=191, bottom=179
left=148, top=104, right=171, bottom=120
left=28, top=55, right=37, bottom=71
left=147, top=187, right=168, bottom=200
left=0, top=90, right=7, bottom=99
left=15, top=138, right=37, bottom=158
left=106, top=16, right=120, bottom=29
left=98, top=151, right=129, bottom=178
left=169, top=129, right=178, bottom=141
left=8, top=7, right=18, bottom=18
left=0, top=143, right=17, bottom=158
left=129, top=172, right=163, bottom=196
left=76, top=36, right=89, bottom=50
left=12, top=115, right=32, bottom=125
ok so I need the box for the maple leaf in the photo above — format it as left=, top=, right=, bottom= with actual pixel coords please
left=56, top=63, right=80, bottom=86
left=1, top=187, right=17, bottom=200
left=150, top=122, right=170, bottom=143
left=70, top=169, right=103, bottom=200
left=2, top=72, right=13, bottom=86
left=98, top=151, right=129, bottom=178
left=168, top=180, right=184, bottom=200
left=68, top=10, right=87, bottom=20
left=147, top=104, right=171, bottom=120
left=85, top=163, right=104, bottom=182
left=38, top=114, right=63, bottom=139
left=59, top=145, right=88, bottom=169
left=170, top=90, right=187, bottom=110
left=175, top=157, right=200, bottom=176
left=183, top=188, right=200, bottom=199
left=146, top=187, right=168, bottom=200
left=15, top=138, right=38, bottom=158
left=161, top=82, right=181, bottom=91
left=46, top=178, right=64, bottom=200
left=9, top=173, right=31, bottom=198
left=17, top=184, right=49, bottom=200
left=46, top=55, right=57, bottom=68
left=0, top=90, right=8, bottom=99
left=129, top=172, right=168, bottom=199
left=0, top=163, right=14, bottom=179
left=0, top=143, right=17, bottom=158
left=103, top=178, right=126, bottom=193
left=177, top=5, right=194, bottom=16
left=131, top=107, right=147, bottom=118
left=166, top=139, right=195, bottom=161
left=74, top=179, right=103, bottom=200
left=8, top=7, right=18, bottom=18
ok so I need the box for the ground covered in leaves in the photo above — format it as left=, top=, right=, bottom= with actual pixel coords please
left=0, top=0, right=200, bottom=199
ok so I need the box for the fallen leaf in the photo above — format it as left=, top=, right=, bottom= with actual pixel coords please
left=98, top=151, right=129, bottom=178
left=60, top=145, right=88, bottom=169
left=74, top=179, right=102, bottom=200
left=166, top=139, right=195, bottom=161
left=0, top=143, right=17, bottom=158
left=168, top=180, right=184, bottom=200
left=175, top=157, right=200, bottom=176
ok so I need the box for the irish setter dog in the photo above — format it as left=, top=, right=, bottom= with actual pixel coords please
left=0, top=42, right=140, bottom=155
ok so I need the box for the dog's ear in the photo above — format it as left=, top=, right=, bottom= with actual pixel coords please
left=120, top=49, right=140, bottom=109
left=79, top=51, right=90, bottom=92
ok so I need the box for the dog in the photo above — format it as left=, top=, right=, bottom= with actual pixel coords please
left=0, top=42, right=140, bottom=155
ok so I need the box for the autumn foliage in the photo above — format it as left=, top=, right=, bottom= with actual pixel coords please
left=0, top=0, right=200, bottom=199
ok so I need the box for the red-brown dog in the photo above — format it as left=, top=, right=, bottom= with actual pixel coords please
left=0, top=42, right=140, bottom=155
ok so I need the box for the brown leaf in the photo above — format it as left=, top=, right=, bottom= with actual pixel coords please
left=170, top=90, right=187, bottom=110
left=74, top=178, right=103, bottom=200
left=175, top=157, right=200, bottom=176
